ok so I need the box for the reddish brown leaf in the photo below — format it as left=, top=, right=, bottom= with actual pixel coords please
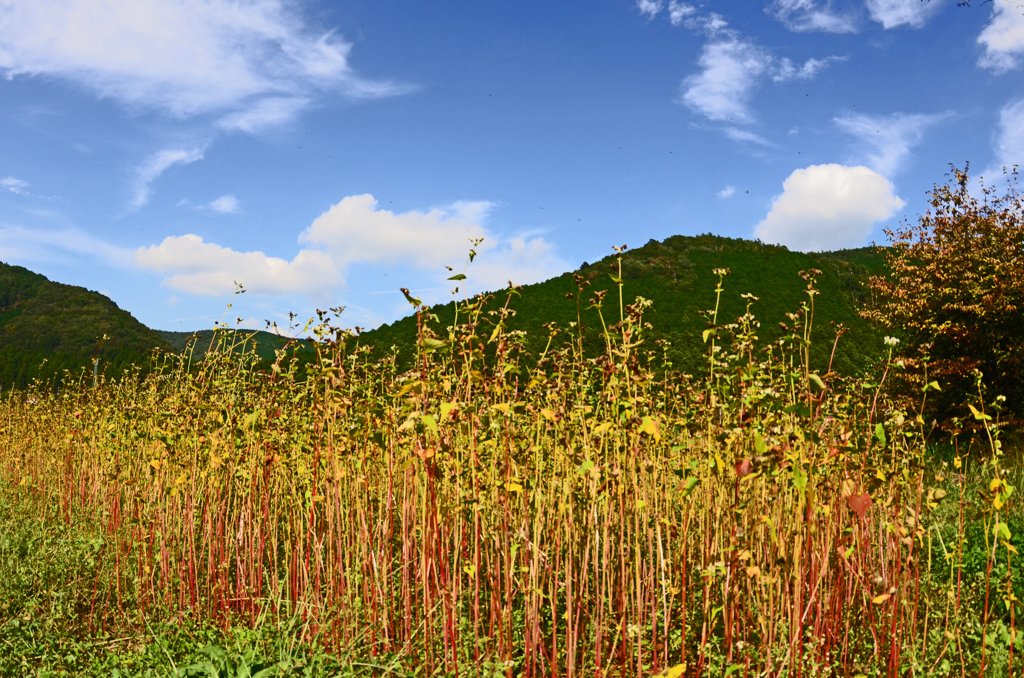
left=848, top=492, right=872, bottom=521
left=735, top=458, right=753, bottom=478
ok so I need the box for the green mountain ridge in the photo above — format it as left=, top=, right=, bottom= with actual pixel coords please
left=356, top=234, right=888, bottom=376
left=0, top=235, right=888, bottom=389
left=0, top=262, right=173, bottom=389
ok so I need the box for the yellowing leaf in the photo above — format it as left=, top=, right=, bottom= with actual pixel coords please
left=638, top=416, right=662, bottom=442
left=540, top=408, right=557, bottom=422
left=440, top=402, right=459, bottom=420
left=872, top=593, right=891, bottom=605
left=969, top=404, right=990, bottom=420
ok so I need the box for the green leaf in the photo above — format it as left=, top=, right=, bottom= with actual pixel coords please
left=440, top=402, right=459, bottom=420
left=420, top=415, right=438, bottom=434
left=702, top=328, right=715, bottom=343
left=874, top=422, right=887, bottom=446
left=679, top=476, right=700, bottom=499
left=808, top=373, right=825, bottom=391
left=447, top=273, right=467, bottom=281
left=792, top=466, right=808, bottom=492
left=995, top=522, right=1012, bottom=542
left=608, top=274, right=623, bottom=285
left=754, top=433, right=767, bottom=455
left=400, top=287, right=422, bottom=307
left=420, top=337, right=448, bottom=352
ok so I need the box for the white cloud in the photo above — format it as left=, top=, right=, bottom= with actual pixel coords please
left=767, top=0, right=858, bottom=33
left=209, top=194, right=239, bottom=214
left=678, top=14, right=842, bottom=136
left=217, top=96, right=311, bottom=133
left=866, top=0, right=945, bottom=29
left=135, top=194, right=569, bottom=298
left=754, top=164, right=905, bottom=251
left=0, top=0, right=408, bottom=125
left=722, top=127, right=773, bottom=146
left=980, top=98, right=1024, bottom=183
left=773, top=56, right=847, bottom=82
left=834, top=112, right=948, bottom=176
left=978, top=0, right=1024, bottom=72
left=681, top=38, right=772, bottom=124
left=0, top=223, right=135, bottom=267
left=299, top=194, right=494, bottom=270
left=1, top=176, right=29, bottom=194
left=135, top=234, right=340, bottom=297
left=636, top=0, right=663, bottom=19
left=718, top=185, right=736, bottom=198
left=130, top=148, right=204, bottom=210
left=668, top=1, right=697, bottom=25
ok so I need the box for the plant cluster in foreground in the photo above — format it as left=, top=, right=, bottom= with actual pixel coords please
left=0, top=264, right=1020, bottom=677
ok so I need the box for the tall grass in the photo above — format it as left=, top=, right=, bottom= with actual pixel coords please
left=0, top=264, right=1018, bottom=676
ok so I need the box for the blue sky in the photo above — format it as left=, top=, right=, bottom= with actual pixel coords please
left=1, top=0, right=1022, bottom=332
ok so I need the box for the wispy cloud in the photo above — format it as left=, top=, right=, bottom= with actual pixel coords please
left=767, top=0, right=858, bottom=33
left=717, top=185, right=736, bottom=198
left=866, top=0, right=946, bottom=29
left=0, top=0, right=410, bottom=126
left=681, top=37, right=772, bottom=124
left=980, top=98, right=1024, bottom=183
left=754, top=164, right=905, bottom=252
left=0, top=223, right=135, bottom=268
left=834, top=111, right=949, bottom=176
left=676, top=13, right=843, bottom=139
left=773, top=56, right=847, bottom=82
left=1, top=177, right=29, bottom=195
left=209, top=195, right=240, bottom=214
left=977, top=0, right=1024, bottom=73
left=130, top=148, right=205, bottom=211
left=668, top=1, right=697, bottom=25
left=135, top=194, right=569, bottom=298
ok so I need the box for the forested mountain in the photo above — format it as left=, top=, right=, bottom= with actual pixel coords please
left=0, top=235, right=888, bottom=389
left=355, top=234, right=889, bottom=377
left=0, top=262, right=172, bottom=389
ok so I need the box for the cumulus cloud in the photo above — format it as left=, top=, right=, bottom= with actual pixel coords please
left=298, top=195, right=494, bottom=270
left=718, top=185, right=737, bottom=198
left=130, top=148, right=204, bottom=210
left=636, top=0, right=663, bottom=19
left=754, top=164, right=905, bottom=252
left=135, top=194, right=568, bottom=298
left=0, top=0, right=409, bottom=126
left=1, top=177, right=29, bottom=195
left=978, top=0, right=1024, bottom=73
left=767, top=0, right=858, bottom=33
left=834, top=112, right=949, bottom=176
left=209, top=195, right=239, bottom=214
left=866, top=0, right=945, bottom=29
left=135, top=234, right=340, bottom=297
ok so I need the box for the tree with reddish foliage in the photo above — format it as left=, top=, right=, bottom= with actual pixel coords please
left=863, top=165, right=1024, bottom=422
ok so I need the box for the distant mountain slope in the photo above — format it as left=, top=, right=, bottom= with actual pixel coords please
left=0, top=262, right=173, bottom=389
left=157, top=329, right=311, bottom=363
left=356, top=235, right=887, bottom=377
